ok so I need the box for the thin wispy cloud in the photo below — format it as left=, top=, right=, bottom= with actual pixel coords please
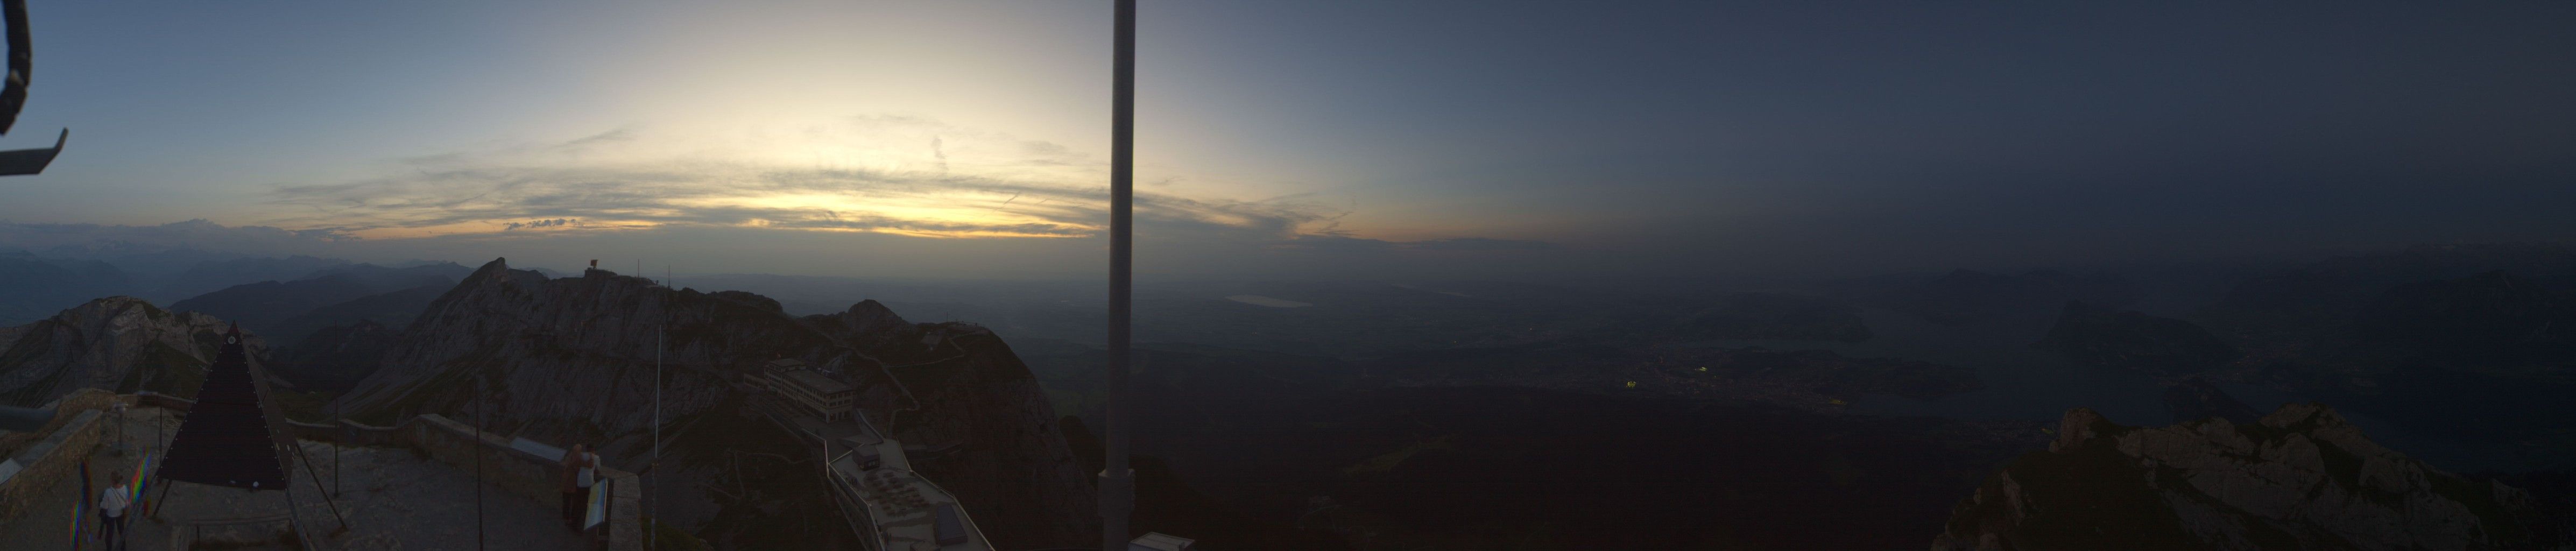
left=258, top=115, right=1395, bottom=245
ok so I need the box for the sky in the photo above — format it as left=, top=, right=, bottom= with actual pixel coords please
left=0, top=1, right=2570, bottom=281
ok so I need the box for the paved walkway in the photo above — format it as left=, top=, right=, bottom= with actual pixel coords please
left=0, top=408, right=591, bottom=551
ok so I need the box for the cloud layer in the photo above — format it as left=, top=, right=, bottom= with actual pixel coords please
left=259, top=116, right=1408, bottom=248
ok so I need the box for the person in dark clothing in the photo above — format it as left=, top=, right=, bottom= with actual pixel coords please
left=559, top=443, right=595, bottom=528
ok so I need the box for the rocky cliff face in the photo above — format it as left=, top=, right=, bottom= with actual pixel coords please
left=0, top=296, right=262, bottom=406
left=1933, top=404, right=2542, bottom=550
left=333, top=258, right=1097, bottom=548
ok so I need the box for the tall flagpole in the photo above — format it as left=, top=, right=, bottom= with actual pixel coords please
left=652, top=266, right=665, bottom=551
left=1102, top=0, right=1138, bottom=549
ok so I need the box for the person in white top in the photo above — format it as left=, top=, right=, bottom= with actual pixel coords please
left=98, top=471, right=131, bottom=551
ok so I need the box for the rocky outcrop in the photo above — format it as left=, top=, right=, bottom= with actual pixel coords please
left=0, top=296, right=262, bottom=406
left=1933, top=404, right=2540, bottom=550
left=2034, top=301, right=2239, bottom=378
left=334, top=258, right=1096, bottom=549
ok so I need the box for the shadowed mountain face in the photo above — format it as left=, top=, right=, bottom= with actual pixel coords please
left=267, top=319, right=399, bottom=390
left=1142, top=385, right=2036, bottom=550
left=2033, top=301, right=2239, bottom=378
left=167, top=262, right=470, bottom=345
left=147, top=255, right=352, bottom=304
left=0, top=296, right=263, bottom=406
left=332, top=258, right=1098, bottom=549
left=1935, top=404, right=2545, bottom=550
left=262, top=285, right=448, bottom=349
left=1012, top=335, right=2014, bottom=548
left=2228, top=272, right=2576, bottom=473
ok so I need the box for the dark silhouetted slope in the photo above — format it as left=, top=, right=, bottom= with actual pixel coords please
left=168, top=262, right=468, bottom=343
left=334, top=258, right=1097, bottom=549
left=0, top=296, right=264, bottom=406
left=1935, top=404, right=2542, bottom=550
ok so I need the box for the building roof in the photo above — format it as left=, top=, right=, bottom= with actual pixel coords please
left=1131, top=532, right=1197, bottom=551
left=781, top=369, right=853, bottom=395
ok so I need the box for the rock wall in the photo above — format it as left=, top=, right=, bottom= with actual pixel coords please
left=1934, top=404, right=2540, bottom=550
left=0, top=407, right=102, bottom=522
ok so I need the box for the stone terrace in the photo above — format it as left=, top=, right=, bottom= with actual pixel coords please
left=0, top=403, right=608, bottom=550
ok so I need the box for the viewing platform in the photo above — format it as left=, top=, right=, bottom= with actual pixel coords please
left=748, top=383, right=990, bottom=551
left=0, top=391, right=636, bottom=550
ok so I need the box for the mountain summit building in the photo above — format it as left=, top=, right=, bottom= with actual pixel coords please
left=758, top=358, right=856, bottom=421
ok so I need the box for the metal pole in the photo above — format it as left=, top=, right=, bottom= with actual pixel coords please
left=652, top=275, right=664, bottom=551
left=1102, top=1, right=1138, bottom=549
left=288, top=435, right=350, bottom=532
left=475, top=376, right=485, bottom=551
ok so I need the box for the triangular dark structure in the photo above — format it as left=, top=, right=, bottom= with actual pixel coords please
left=157, top=323, right=297, bottom=491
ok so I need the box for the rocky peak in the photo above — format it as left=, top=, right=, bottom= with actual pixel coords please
left=331, top=259, right=1098, bottom=548
left=0, top=296, right=261, bottom=406
left=1938, top=403, right=2542, bottom=550
left=839, top=299, right=911, bottom=332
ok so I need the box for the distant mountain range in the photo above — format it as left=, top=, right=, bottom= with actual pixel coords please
left=0, top=251, right=135, bottom=327
left=148, top=255, right=353, bottom=304
left=6, top=243, right=2576, bottom=547
left=167, top=262, right=470, bottom=347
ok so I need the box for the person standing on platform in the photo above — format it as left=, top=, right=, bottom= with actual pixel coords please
left=98, top=470, right=131, bottom=551
left=560, top=443, right=599, bottom=529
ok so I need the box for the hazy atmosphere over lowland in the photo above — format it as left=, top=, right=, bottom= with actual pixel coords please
left=3, top=1, right=2571, bottom=280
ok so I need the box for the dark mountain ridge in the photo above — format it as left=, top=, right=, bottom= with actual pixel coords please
left=2033, top=301, right=2240, bottom=379
left=168, top=262, right=469, bottom=346
left=0, top=296, right=264, bottom=406
left=331, top=258, right=1098, bottom=549
left=0, top=251, right=137, bottom=326
left=1935, top=403, right=2547, bottom=550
